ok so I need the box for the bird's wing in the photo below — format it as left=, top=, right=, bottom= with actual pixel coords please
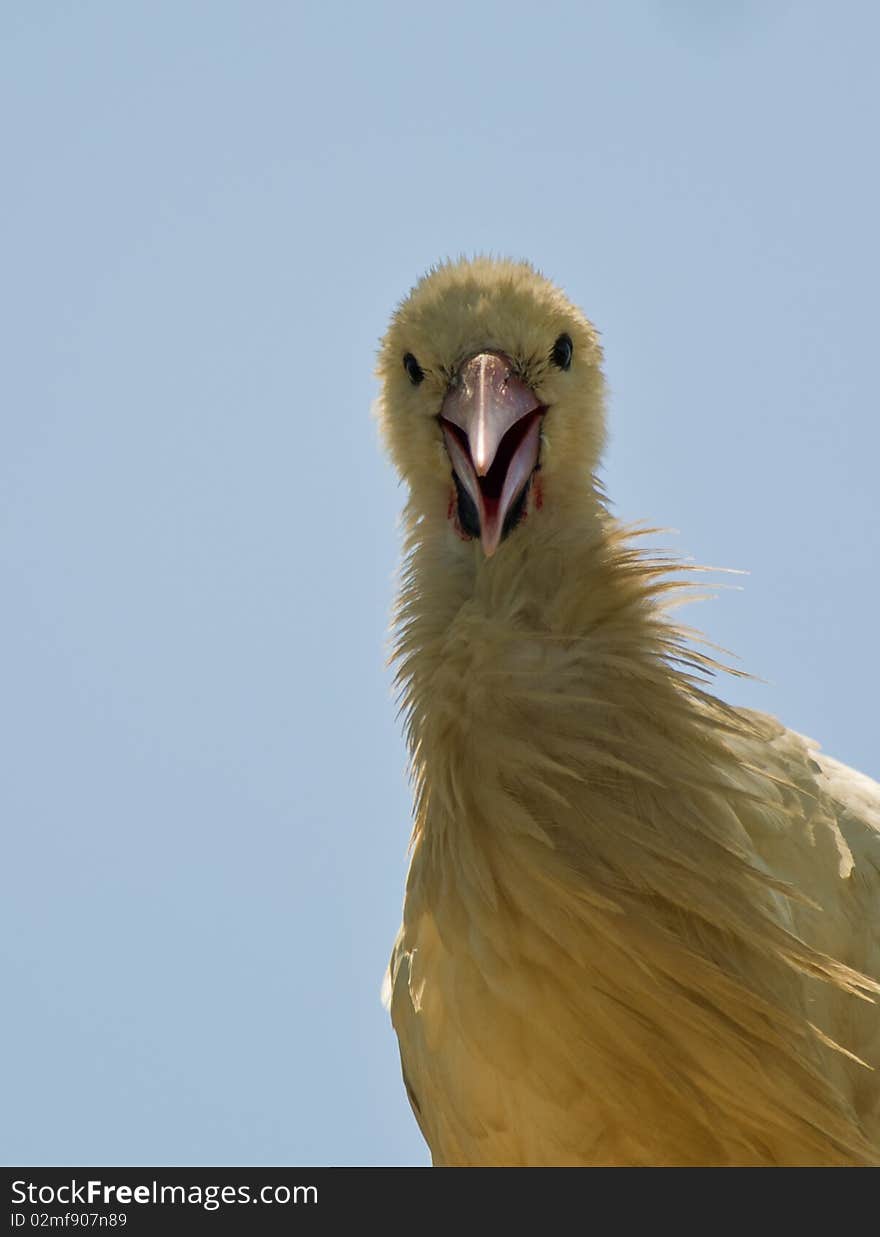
left=734, top=712, right=880, bottom=1098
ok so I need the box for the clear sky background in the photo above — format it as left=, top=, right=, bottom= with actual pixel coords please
left=2, top=2, right=878, bottom=1167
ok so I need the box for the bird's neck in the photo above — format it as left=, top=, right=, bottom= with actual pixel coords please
left=391, top=502, right=820, bottom=1025
left=392, top=501, right=729, bottom=858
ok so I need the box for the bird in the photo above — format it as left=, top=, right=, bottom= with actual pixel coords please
left=375, top=255, right=880, bottom=1167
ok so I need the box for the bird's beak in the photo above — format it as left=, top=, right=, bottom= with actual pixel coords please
left=439, top=352, right=543, bottom=557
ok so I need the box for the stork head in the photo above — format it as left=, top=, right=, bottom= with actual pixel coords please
left=377, top=257, right=605, bottom=557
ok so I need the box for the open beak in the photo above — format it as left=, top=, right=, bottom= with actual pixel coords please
left=439, top=352, right=543, bottom=557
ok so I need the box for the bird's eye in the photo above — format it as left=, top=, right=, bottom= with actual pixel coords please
left=551, top=334, right=573, bottom=371
left=403, top=353, right=425, bottom=385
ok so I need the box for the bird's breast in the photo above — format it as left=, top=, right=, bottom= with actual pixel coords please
left=388, top=847, right=621, bottom=1166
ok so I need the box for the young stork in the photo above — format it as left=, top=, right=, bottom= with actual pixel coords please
left=376, top=256, right=880, bottom=1166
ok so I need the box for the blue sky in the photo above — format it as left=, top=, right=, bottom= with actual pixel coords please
left=2, top=2, right=877, bottom=1166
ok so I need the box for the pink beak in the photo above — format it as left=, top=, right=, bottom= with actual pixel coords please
left=440, top=352, right=543, bottom=557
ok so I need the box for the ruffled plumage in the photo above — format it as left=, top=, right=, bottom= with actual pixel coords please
left=378, top=258, right=880, bottom=1166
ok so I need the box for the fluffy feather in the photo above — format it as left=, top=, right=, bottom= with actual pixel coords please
left=377, top=257, right=880, bottom=1166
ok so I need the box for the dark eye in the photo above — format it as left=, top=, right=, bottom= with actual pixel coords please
left=551, top=333, right=573, bottom=371
left=403, top=352, right=425, bottom=385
